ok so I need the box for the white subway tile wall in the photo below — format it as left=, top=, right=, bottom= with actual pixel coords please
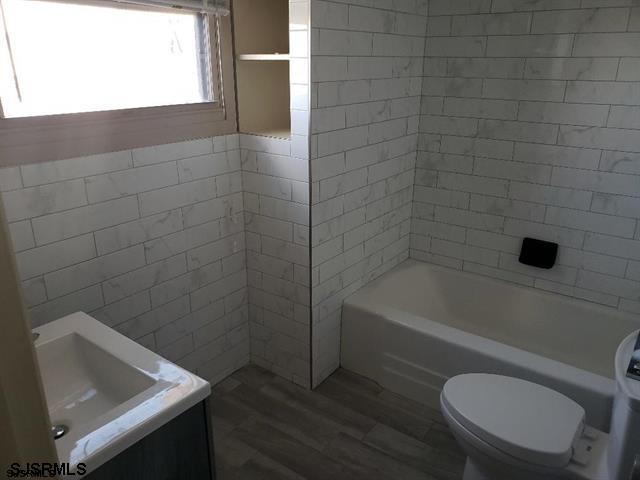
left=242, top=134, right=311, bottom=387
left=4, top=0, right=640, bottom=391
left=310, top=0, right=428, bottom=386
left=243, top=0, right=312, bottom=388
left=414, top=1, right=640, bottom=315
left=0, top=135, right=251, bottom=386
left=0, top=0, right=313, bottom=389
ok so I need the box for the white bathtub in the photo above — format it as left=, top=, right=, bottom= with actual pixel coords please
left=341, top=260, right=640, bottom=431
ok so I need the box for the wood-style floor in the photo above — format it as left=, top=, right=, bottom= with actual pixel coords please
left=210, top=365, right=466, bottom=480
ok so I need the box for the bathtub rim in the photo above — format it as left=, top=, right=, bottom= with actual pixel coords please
left=348, top=259, right=640, bottom=328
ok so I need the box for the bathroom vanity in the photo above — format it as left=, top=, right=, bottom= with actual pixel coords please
left=33, top=312, right=214, bottom=479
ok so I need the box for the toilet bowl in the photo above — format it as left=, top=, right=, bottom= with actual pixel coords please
left=441, top=374, right=607, bottom=480
left=440, top=330, right=640, bottom=480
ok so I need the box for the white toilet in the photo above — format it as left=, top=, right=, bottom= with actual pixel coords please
left=440, top=330, right=640, bottom=480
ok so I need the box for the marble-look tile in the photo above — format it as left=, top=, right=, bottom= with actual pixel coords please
left=617, top=58, right=640, bottom=81
left=32, top=196, right=140, bottom=246
left=21, top=277, right=48, bottom=307
left=90, top=291, right=151, bottom=327
left=132, top=138, right=213, bottom=167
left=16, top=234, right=96, bottom=280
left=311, top=0, right=423, bottom=382
left=20, top=151, right=132, bottom=187
left=531, top=8, right=629, bottom=34
left=138, top=178, right=217, bottom=217
left=7, top=134, right=250, bottom=385
left=85, top=161, right=178, bottom=203
left=452, top=12, right=531, bottom=36
left=574, top=32, right=640, bottom=57
left=429, top=0, right=491, bottom=16
left=2, top=179, right=87, bottom=222
left=178, top=152, right=239, bottom=183
left=44, top=245, right=146, bottom=299
left=404, top=0, right=640, bottom=327
left=8, top=220, right=35, bottom=252
left=94, top=209, right=184, bottom=255
left=525, top=58, right=618, bottom=81
left=0, top=167, right=23, bottom=191
left=29, top=285, right=104, bottom=327
left=491, top=0, right=580, bottom=13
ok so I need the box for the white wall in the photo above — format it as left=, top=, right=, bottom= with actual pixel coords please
left=310, top=0, right=428, bottom=386
left=413, top=0, right=640, bottom=315
left=0, top=0, right=313, bottom=388
left=5, top=0, right=640, bottom=391
left=242, top=133, right=311, bottom=387
left=309, top=0, right=640, bottom=388
left=0, top=135, right=250, bottom=385
left=241, top=0, right=312, bottom=388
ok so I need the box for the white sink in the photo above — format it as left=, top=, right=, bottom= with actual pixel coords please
left=34, top=312, right=210, bottom=474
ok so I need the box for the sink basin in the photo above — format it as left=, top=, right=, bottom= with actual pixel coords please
left=37, top=333, right=156, bottom=427
left=34, top=312, right=210, bottom=474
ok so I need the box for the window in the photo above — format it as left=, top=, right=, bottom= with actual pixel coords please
left=0, top=0, right=236, bottom=165
left=0, top=0, right=215, bottom=117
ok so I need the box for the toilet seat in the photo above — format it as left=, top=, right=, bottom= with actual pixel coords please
left=441, top=374, right=586, bottom=469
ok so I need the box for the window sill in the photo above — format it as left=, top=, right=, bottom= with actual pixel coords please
left=0, top=102, right=236, bottom=167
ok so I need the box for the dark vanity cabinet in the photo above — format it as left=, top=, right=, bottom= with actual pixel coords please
left=85, top=400, right=215, bottom=480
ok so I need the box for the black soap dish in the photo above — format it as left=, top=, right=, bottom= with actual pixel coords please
left=518, top=237, right=558, bottom=270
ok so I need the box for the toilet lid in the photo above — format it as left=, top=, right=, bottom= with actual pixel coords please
left=442, top=374, right=585, bottom=469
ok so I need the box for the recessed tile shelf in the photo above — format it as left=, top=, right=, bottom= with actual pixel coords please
left=237, top=54, right=290, bottom=61
left=245, top=128, right=291, bottom=140
left=233, top=0, right=290, bottom=139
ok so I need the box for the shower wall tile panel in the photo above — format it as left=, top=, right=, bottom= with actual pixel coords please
left=413, top=0, right=640, bottom=317
left=241, top=134, right=311, bottom=388
left=310, top=0, right=428, bottom=386
left=241, top=0, right=312, bottom=388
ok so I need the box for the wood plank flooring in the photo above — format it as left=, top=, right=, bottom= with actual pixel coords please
left=210, top=365, right=466, bottom=480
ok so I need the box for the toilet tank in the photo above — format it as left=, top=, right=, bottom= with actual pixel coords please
left=607, top=330, right=640, bottom=480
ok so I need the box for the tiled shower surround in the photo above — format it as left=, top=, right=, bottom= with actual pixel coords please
left=309, top=0, right=640, bottom=386
left=3, top=0, right=640, bottom=389
left=412, top=0, right=640, bottom=315
left=243, top=0, right=311, bottom=387
left=242, top=133, right=311, bottom=386
left=309, top=0, right=427, bottom=386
